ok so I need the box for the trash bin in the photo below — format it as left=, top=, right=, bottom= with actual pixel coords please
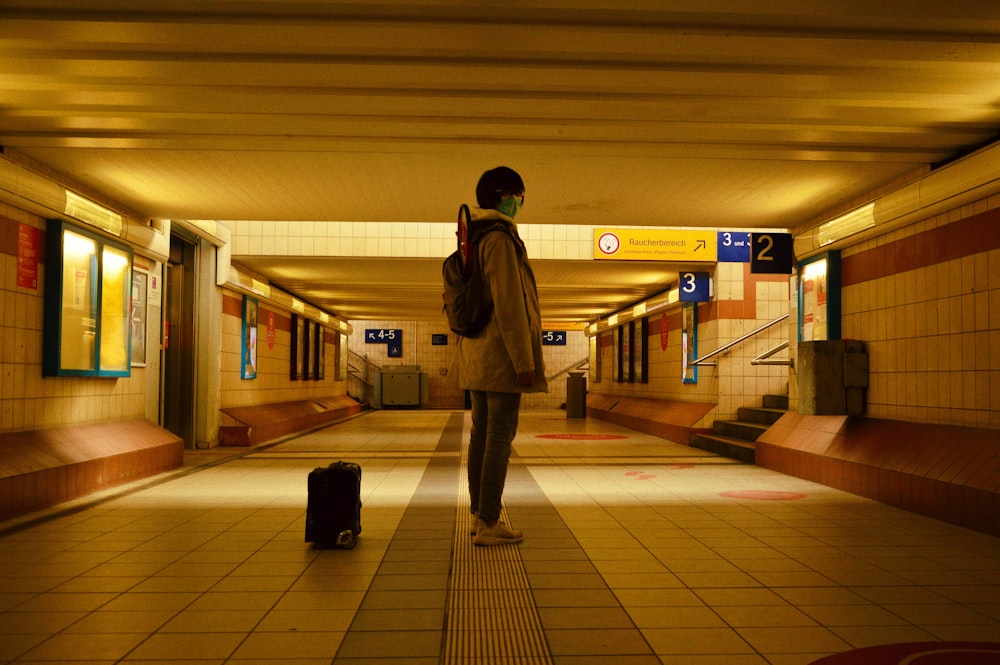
left=566, top=371, right=587, bottom=418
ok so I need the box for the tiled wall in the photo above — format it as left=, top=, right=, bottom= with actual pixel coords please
left=589, top=261, right=790, bottom=427
left=229, top=221, right=596, bottom=261
left=347, top=318, right=588, bottom=410
left=835, top=195, right=1000, bottom=430
left=219, top=289, right=346, bottom=410
left=0, top=207, right=149, bottom=434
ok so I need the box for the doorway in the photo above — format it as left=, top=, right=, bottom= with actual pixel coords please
left=162, top=233, right=197, bottom=448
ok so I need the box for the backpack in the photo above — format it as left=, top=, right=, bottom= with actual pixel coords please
left=441, top=204, right=513, bottom=338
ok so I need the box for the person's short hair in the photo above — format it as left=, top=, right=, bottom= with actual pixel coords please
left=476, top=166, right=525, bottom=210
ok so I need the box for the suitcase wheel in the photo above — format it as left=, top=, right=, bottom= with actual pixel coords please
left=336, top=530, right=357, bottom=549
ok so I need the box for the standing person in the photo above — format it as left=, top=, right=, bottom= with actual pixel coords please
left=452, top=166, right=547, bottom=546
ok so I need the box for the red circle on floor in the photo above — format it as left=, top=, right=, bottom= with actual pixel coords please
left=808, top=642, right=1000, bottom=665
left=535, top=433, right=629, bottom=440
left=720, top=489, right=807, bottom=501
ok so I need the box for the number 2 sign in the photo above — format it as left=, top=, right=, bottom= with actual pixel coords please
left=750, top=233, right=794, bottom=274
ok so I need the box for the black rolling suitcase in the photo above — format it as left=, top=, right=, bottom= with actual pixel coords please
left=305, top=461, right=362, bottom=549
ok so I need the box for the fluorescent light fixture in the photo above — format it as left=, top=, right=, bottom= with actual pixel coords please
left=818, top=202, right=875, bottom=246
left=64, top=190, right=123, bottom=236
left=251, top=278, right=271, bottom=297
left=292, top=299, right=305, bottom=312
left=632, top=302, right=647, bottom=318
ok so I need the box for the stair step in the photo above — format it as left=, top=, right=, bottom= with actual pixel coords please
left=737, top=406, right=787, bottom=425
left=762, top=394, right=789, bottom=410
left=714, top=419, right=769, bottom=442
left=690, top=433, right=755, bottom=464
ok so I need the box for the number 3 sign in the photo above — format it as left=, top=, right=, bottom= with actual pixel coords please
left=678, top=272, right=710, bottom=302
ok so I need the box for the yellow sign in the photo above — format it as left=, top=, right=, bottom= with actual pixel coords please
left=594, top=229, right=717, bottom=261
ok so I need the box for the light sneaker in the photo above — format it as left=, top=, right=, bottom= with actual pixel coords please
left=473, top=519, right=523, bottom=546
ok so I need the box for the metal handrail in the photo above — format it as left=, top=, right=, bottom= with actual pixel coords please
left=347, top=351, right=380, bottom=404
left=751, top=340, right=793, bottom=367
left=546, top=356, right=589, bottom=381
left=690, top=313, right=789, bottom=368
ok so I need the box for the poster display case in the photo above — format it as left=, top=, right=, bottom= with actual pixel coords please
left=43, top=220, right=133, bottom=377
left=681, top=303, right=698, bottom=384
left=241, top=296, right=258, bottom=379
left=798, top=251, right=841, bottom=342
left=314, top=324, right=325, bottom=380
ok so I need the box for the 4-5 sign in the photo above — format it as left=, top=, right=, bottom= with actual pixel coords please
left=365, top=328, right=399, bottom=342
left=365, top=328, right=402, bottom=357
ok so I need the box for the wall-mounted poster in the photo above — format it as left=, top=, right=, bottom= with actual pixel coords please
left=302, top=319, right=312, bottom=381
left=589, top=334, right=602, bottom=384
left=798, top=251, right=841, bottom=342
left=314, top=324, right=325, bottom=380
left=18, top=223, right=39, bottom=289
left=131, top=268, right=148, bottom=366
left=337, top=333, right=348, bottom=380
left=241, top=295, right=258, bottom=379
left=290, top=314, right=303, bottom=380
left=681, top=303, right=698, bottom=384
left=43, top=219, right=133, bottom=377
left=634, top=317, right=648, bottom=384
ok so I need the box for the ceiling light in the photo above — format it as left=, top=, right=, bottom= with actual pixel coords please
left=64, top=190, right=123, bottom=236
left=817, top=202, right=875, bottom=246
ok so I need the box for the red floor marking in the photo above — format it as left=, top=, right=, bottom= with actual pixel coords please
left=670, top=464, right=694, bottom=469
left=808, top=642, right=1000, bottom=664
left=535, top=434, right=629, bottom=440
left=720, top=489, right=808, bottom=501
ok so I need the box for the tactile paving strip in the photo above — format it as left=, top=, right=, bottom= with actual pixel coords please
left=444, top=466, right=553, bottom=664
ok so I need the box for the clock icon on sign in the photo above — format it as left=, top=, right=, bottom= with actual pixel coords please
left=598, top=232, right=621, bottom=255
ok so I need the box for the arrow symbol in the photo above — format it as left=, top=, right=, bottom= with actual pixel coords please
left=695, top=240, right=707, bottom=251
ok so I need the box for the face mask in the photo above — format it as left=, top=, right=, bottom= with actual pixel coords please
left=497, top=196, right=521, bottom=219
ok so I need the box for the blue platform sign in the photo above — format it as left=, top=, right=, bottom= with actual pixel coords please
left=366, top=328, right=402, bottom=357
left=542, top=331, right=567, bottom=346
left=365, top=328, right=399, bottom=343
left=678, top=271, right=711, bottom=302
left=718, top=231, right=751, bottom=262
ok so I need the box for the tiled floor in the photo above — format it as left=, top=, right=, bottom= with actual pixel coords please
left=1, top=409, right=998, bottom=665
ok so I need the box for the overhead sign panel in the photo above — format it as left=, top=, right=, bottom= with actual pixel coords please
left=717, top=231, right=751, bottom=262
left=750, top=232, right=794, bottom=274
left=594, top=229, right=717, bottom=261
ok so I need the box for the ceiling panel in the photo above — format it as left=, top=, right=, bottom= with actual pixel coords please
left=2, top=1, right=999, bottom=323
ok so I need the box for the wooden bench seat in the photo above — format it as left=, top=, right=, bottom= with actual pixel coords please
left=219, top=395, right=362, bottom=446
left=0, top=420, right=183, bottom=522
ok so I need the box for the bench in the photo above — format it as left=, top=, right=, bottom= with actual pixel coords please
left=0, top=419, right=183, bottom=522
left=219, top=395, right=363, bottom=446
left=756, top=414, right=1000, bottom=537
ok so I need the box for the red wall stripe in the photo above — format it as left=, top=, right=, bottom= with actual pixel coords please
left=842, top=207, right=1000, bottom=286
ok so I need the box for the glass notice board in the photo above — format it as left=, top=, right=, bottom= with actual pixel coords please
left=798, top=251, right=841, bottom=342
left=44, top=220, right=133, bottom=377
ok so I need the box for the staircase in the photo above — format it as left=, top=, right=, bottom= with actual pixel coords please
left=689, top=394, right=788, bottom=463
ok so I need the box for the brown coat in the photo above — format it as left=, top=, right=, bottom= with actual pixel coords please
left=451, top=210, right=547, bottom=394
